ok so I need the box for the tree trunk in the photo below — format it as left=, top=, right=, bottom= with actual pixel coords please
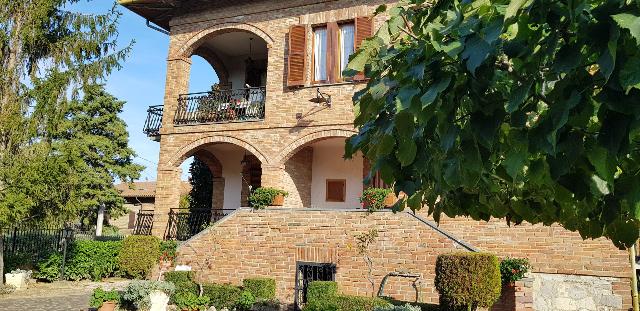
left=95, top=205, right=105, bottom=237
left=0, top=228, right=4, bottom=284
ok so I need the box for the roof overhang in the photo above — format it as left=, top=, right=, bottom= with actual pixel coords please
left=118, top=0, right=180, bottom=31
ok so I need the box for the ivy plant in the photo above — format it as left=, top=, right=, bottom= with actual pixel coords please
left=345, top=0, right=640, bottom=248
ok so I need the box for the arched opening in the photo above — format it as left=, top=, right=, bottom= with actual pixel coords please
left=176, top=30, right=269, bottom=125
left=282, top=137, right=365, bottom=209
left=167, top=142, right=263, bottom=240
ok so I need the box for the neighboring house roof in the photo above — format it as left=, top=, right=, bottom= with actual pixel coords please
left=118, top=0, right=258, bottom=31
left=115, top=181, right=191, bottom=198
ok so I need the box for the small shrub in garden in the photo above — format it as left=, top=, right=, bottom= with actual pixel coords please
left=248, top=187, right=288, bottom=209
left=174, top=292, right=210, bottom=311
left=374, top=304, right=421, bottom=311
left=252, top=299, right=281, bottom=311
left=202, top=283, right=242, bottom=309
left=243, top=277, right=276, bottom=301
left=236, top=290, right=256, bottom=311
left=307, top=281, right=338, bottom=303
left=118, top=235, right=161, bottom=279
left=36, top=253, right=62, bottom=281
left=500, top=258, right=531, bottom=285
left=122, top=280, right=175, bottom=310
left=164, top=271, right=198, bottom=302
left=64, top=240, right=122, bottom=281
left=90, top=288, right=121, bottom=308
left=160, top=240, right=178, bottom=261
left=334, top=296, right=390, bottom=311
left=360, top=188, right=393, bottom=211
left=435, top=252, right=501, bottom=311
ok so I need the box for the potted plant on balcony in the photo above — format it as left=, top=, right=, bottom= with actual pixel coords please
left=90, top=288, right=120, bottom=311
left=249, top=187, right=289, bottom=209
left=360, top=188, right=396, bottom=212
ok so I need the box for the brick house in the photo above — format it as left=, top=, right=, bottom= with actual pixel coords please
left=119, top=0, right=633, bottom=310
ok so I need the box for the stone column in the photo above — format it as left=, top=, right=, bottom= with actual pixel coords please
left=211, top=177, right=226, bottom=219
left=152, top=166, right=182, bottom=238
left=161, top=56, right=191, bottom=132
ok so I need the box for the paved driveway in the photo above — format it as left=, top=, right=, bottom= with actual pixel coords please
left=0, top=292, right=90, bottom=311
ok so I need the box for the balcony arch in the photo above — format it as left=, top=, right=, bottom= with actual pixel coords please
left=275, top=129, right=358, bottom=165
left=167, top=134, right=270, bottom=169
left=175, top=22, right=274, bottom=60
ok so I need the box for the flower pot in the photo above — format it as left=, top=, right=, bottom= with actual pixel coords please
left=383, top=192, right=398, bottom=207
left=98, top=301, right=117, bottom=311
left=5, top=272, right=29, bottom=290
left=271, top=194, right=285, bottom=206
left=149, top=290, right=170, bottom=311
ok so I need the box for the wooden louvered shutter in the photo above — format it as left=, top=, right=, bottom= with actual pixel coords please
left=287, top=25, right=307, bottom=87
left=327, top=22, right=340, bottom=84
left=354, top=17, right=373, bottom=81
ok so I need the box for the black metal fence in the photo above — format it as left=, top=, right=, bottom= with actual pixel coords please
left=164, top=208, right=235, bottom=241
left=294, top=262, right=337, bottom=310
left=174, top=87, right=266, bottom=125
left=133, top=210, right=155, bottom=235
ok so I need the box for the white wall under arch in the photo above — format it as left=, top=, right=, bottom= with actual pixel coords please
left=310, top=139, right=363, bottom=209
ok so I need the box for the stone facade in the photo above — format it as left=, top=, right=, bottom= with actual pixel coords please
left=532, top=273, right=625, bottom=311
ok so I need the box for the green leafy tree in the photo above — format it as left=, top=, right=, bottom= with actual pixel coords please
left=0, top=0, right=130, bottom=281
left=55, top=84, right=144, bottom=224
left=345, top=0, right=640, bottom=248
left=188, top=157, right=213, bottom=210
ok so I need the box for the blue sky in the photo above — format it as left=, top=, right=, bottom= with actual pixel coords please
left=72, top=1, right=218, bottom=181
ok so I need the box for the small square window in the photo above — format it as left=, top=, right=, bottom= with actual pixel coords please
left=326, top=179, right=346, bottom=202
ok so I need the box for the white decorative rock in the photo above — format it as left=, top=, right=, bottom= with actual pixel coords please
left=5, top=272, right=28, bottom=290
left=149, top=290, right=170, bottom=311
left=175, top=265, right=192, bottom=271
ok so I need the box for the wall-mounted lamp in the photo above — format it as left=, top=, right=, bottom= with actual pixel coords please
left=310, top=88, right=332, bottom=107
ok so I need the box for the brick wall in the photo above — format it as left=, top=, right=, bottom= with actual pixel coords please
left=283, top=147, right=313, bottom=207
left=491, top=278, right=534, bottom=311
left=175, top=209, right=631, bottom=309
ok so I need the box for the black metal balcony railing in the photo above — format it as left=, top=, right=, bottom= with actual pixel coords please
left=143, top=105, right=163, bottom=136
left=174, top=87, right=266, bottom=125
left=164, top=208, right=236, bottom=241
left=133, top=210, right=155, bottom=235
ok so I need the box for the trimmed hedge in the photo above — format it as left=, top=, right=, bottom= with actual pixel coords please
left=203, top=283, right=243, bottom=309
left=304, top=281, right=389, bottom=311
left=307, top=281, right=338, bottom=303
left=118, top=235, right=161, bottom=279
left=243, top=278, right=276, bottom=301
left=434, top=252, right=501, bottom=310
left=36, top=240, right=122, bottom=281
left=164, top=271, right=198, bottom=302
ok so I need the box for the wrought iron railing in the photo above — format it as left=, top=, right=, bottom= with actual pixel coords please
left=164, top=208, right=235, bottom=241
left=174, top=87, right=266, bottom=125
left=133, top=210, right=154, bottom=235
left=143, top=105, right=163, bottom=136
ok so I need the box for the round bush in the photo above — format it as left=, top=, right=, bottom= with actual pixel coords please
left=434, top=252, right=501, bottom=310
left=243, top=277, right=276, bottom=301
left=117, top=235, right=161, bottom=279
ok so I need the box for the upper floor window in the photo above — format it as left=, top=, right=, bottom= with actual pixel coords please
left=287, top=17, right=373, bottom=87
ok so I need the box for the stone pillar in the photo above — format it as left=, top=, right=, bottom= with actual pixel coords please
left=161, top=56, right=191, bottom=131
left=211, top=177, right=225, bottom=214
left=260, top=164, right=285, bottom=190
left=152, top=166, right=182, bottom=237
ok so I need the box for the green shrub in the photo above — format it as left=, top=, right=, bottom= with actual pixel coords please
left=248, top=187, right=288, bottom=209
left=165, top=271, right=198, bottom=302
left=435, top=252, right=501, bottom=311
left=64, top=240, right=122, bottom=281
left=174, top=292, right=210, bottom=311
left=90, top=288, right=120, bottom=308
left=374, top=304, right=421, bottom=311
left=304, top=295, right=390, bottom=311
left=118, top=235, right=161, bottom=279
left=236, top=290, right=256, bottom=311
left=36, top=252, right=62, bottom=281
left=500, top=258, right=531, bottom=284
left=202, top=283, right=243, bottom=309
left=360, top=188, right=393, bottom=211
left=243, top=277, right=276, bottom=301
left=160, top=240, right=178, bottom=261
left=122, top=280, right=175, bottom=310
left=253, top=299, right=281, bottom=311
left=307, top=281, right=338, bottom=303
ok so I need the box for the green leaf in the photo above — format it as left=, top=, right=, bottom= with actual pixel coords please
left=590, top=174, right=610, bottom=196
left=346, top=50, right=370, bottom=72
left=396, top=138, right=417, bottom=167
left=505, top=0, right=528, bottom=21
left=462, top=36, right=493, bottom=74
left=612, top=13, right=640, bottom=45
left=377, top=134, right=396, bottom=156
left=408, top=63, right=426, bottom=80
left=420, top=76, right=452, bottom=107
left=597, top=26, right=619, bottom=81
left=506, top=81, right=532, bottom=113
left=395, top=112, right=415, bottom=137
left=503, top=149, right=527, bottom=179
left=586, top=145, right=616, bottom=184
left=396, top=86, right=420, bottom=111
left=620, top=58, right=640, bottom=93
left=552, top=44, right=581, bottom=73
